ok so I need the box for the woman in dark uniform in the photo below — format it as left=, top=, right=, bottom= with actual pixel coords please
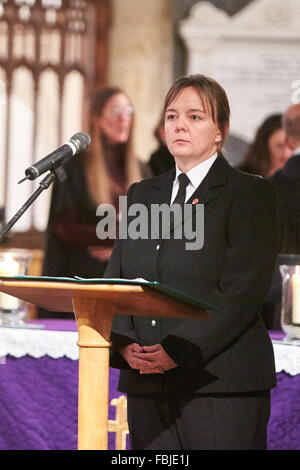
left=106, top=75, right=279, bottom=450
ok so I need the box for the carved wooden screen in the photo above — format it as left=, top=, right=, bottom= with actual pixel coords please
left=0, top=0, right=110, bottom=237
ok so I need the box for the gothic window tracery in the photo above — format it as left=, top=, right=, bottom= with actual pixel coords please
left=0, top=0, right=110, bottom=238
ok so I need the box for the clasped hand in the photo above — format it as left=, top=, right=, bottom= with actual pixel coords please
left=119, top=343, right=177, bottom=374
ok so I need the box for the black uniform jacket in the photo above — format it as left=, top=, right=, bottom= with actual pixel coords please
left=105, top=154, right=279, bottom=394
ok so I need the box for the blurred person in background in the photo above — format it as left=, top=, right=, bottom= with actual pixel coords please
left=264, top=103, right=300, bottom=330
left=148, top=111, right=174, bottom=176
left=238, top=114, right=292, bottom=178
left=40, top=86, right=146, bottom=317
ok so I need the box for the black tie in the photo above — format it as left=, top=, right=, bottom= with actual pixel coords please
left=172, top=173, right=190, bottom=207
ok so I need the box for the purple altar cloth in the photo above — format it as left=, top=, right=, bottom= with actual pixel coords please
left=268, top=330, right=300, bottom=450
left=0, top=355, right=79, bottom=450
left=270, top=330, right=285, bottom=341
left=28, top=318, right=78, bottom=331
left=0, top=356, right=126, bottom=450
left=0, top=321, right=298, bottom=450
left=269, top=372, right=300, bottom=450
left=0, top=319, right=124, bottom=450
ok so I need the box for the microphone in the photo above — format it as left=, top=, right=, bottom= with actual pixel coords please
left=18, top=132, right=91, bottom=183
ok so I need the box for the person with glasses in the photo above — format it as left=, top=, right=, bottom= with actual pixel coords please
left=40, top=86, right=148, bottom=317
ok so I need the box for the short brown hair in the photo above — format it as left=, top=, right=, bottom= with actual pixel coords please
left=164, top=74, right=230, bottom=149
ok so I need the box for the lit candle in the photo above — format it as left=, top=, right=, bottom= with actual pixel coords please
left=292, top=269, right=300, bottom=325
left=0, top=254, right=20, bottom=310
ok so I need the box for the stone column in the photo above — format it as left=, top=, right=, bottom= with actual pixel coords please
left=108, top=0, right=173, bottom=162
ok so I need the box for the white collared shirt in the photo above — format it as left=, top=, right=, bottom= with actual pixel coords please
left=293, top=146, right=300, bottom=156
left=170, top=152, right=218, bottom=204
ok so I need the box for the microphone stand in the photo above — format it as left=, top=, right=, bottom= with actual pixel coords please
left=0, top=166, right=67, bottom=243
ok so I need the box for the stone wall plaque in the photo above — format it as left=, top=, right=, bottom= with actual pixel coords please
left=180, top=0, right=300, bottom=145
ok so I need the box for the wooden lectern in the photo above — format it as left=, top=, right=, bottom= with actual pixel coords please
left=0, top=277, right=209, bottom=450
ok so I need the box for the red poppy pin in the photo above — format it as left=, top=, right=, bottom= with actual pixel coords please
left=192, top=198, right=198, bottom=205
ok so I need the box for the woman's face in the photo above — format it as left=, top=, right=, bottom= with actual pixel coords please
left=164, top=86, right=222, bottom=172
left=268, top=128, right=293, bottom=176
left=97, top=93, right=133, bottom=144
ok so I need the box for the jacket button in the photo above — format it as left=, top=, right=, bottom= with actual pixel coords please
left=156, top=244, right=160, bottom=250
left=151, top=320, right=157, bottom=327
